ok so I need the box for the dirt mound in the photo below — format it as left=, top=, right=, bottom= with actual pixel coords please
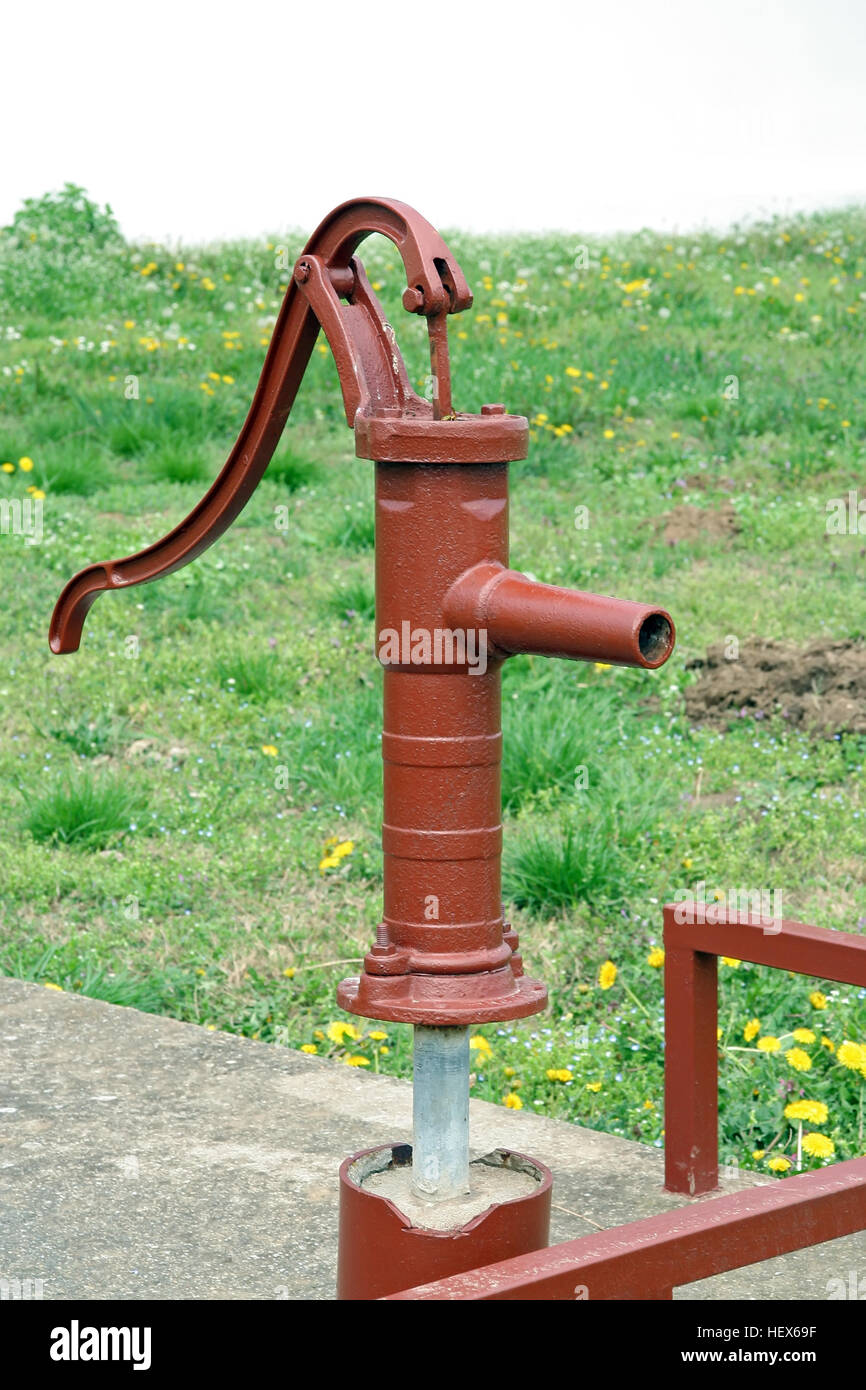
left=662, top=501, right=740, bottom=545
left=685, top=639, right=866, bottom=736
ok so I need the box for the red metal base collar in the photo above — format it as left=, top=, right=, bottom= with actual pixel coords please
left=337, top=1143, right=552, bottom=1300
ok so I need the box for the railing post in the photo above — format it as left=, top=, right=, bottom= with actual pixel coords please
left=663, top=905, right=719, bottom=1195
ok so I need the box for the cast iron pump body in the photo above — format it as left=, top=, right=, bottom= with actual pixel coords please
left=50, top=198, right=675, bottom=1263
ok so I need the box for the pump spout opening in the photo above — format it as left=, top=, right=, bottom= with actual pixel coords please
left=638, top=611, right=674, bottom=666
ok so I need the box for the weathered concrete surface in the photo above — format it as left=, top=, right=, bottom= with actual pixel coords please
left=0, top=978, right=861, bottom=1300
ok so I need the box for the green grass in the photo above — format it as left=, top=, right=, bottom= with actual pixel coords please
left=1, top=186, right=865, bottom=1177
left=22, top=770, right=148, bottom=850
left=143, top=443, right=211, bottom=485
left=324, top=577, right=376, bottom=623
left=265, top=445, right=318, bottom=491
left=37, top=706, right=131, bottom=757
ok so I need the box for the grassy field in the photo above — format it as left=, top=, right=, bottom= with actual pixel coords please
left=1, top=184, right=865, bottom=1179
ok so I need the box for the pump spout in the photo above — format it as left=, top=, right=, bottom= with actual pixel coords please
left=444, top=562, right=675, bottom=669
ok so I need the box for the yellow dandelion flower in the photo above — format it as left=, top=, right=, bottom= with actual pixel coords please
left=756, top=1036, right=781, bottom=1053
left=369, top=1030, right=388, bottom=1041
left=300, top=1043, right=317, bottom=1054
left=18, top=456, right=34, bottom=471
left=30, top=489, right=46, bottom=500
left=792, top=1028, right=816, bottom=1044
left=546, top=1068, right=573, bottom=1083
left=565, top=366, right=581, bottom=377
left=744, top=1019, right=761, bottom=1042
left=594, top=662, right=612, bottom=671
left=318, top=855, right=341, bottom=873
left=344, top=1055, right=370, bottom=1068
left=598, top=960, right=617, bottom=990
left=821, top=1036, right=835, bottom=1053
left=681, top=857, right=693, bottom=869
left=785, top=1048, right=812, bottom=1072
left=283, top=967, right=295, bottom=978
left=809, top=991, right=827, bottom=1010
left=261, top=744, right=278, bottom=756
left=767, top=1157, right=791, bottom=1172
left=837, top=1040, right=866, bottom=1073
left=752, top=1149, right=765, bottom=1160
left=585, top=1081, right=602, bottom=1093
left=326, top=1021, right=358, bottom=1045
left=332, top=840, right=354, bottom=859
left=721, top=957, right=741, bottom=968
left=801, top=1133, right=834, bottom=1158
left=603, top=428, right=615, bottom=439
left=503, top=1093, right=523, bottom=1110
left=470, top=1035, right=493, bottom=1056
left=43, top=982, right=63, bottom=992
left=784, top=1100, right=828, bottom=1125
left=1, top=462, right=13, bottom=473
left=504, top=1066, right=516, bottom=1078
left=647, top=948, right=665, bottom=968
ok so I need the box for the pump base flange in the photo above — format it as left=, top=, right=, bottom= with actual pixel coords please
left=337, top=967, right=547, bottom=1026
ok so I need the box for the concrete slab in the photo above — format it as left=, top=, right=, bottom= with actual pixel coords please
left=0, top=978, right=862, bottom=1300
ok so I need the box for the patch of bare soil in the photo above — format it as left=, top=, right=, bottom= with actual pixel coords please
left=685, top=638, right=866, bottom=736
left=678, top=472, right=736, bottom=493
left=662, top=500, right=740, bottom=545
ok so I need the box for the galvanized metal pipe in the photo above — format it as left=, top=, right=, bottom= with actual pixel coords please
left=412, top=1025, right=470, bottom=1201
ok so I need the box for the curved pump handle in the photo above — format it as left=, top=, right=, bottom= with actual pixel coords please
left=49, top=197, right=471, bottom=653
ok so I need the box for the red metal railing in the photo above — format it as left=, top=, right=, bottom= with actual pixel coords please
left=664, top=906, right=866, bottom=1196
left=388, top=1158, right=866, bottom=1299
left=388, top=907, right=866, bottom=1299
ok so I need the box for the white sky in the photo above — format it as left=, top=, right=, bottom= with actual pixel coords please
left=5, top=0, right=866, bottom=243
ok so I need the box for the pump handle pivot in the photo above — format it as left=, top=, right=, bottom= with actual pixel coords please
left=49, top=197, right=470, bottom=654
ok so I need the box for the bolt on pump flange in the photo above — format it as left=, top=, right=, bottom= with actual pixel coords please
left=47, top=195, right=675, bottom=1298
